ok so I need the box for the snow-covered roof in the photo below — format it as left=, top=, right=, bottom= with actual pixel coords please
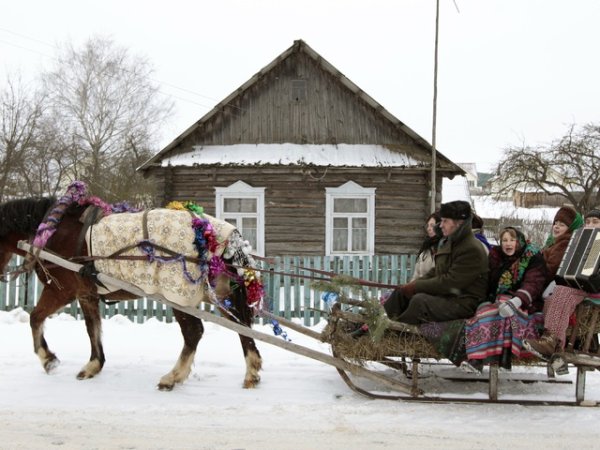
left=442, top=176, right=472, bottom=203
left=457, top=163, right=477, bottom=179
left=161, top=143, right=421, bottom=167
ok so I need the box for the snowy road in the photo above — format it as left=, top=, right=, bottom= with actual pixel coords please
left=1, top=310, right=599, bottom=449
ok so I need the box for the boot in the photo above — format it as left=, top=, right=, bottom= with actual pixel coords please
left=460, top=359, right=484, bottom=374
left=523, top=331, right=560, bottom=360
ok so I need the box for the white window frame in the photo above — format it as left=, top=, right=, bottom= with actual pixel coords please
left=215, top=180, right=265, bottom=256
left=325, top=181, right=376, bottom=256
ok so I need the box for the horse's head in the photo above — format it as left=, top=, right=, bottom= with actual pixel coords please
left=0, top=197, right=56, bottom=275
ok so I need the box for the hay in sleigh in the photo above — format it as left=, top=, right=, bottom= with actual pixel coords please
left=322, top=318, right=441, bottom=363
left=315, top=277, right=441, bottom=364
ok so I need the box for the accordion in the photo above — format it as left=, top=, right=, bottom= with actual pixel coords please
left=556, top=228, right=600, bottom=292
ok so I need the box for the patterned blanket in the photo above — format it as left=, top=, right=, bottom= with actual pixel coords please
left=86, top=209, right=236, bottom=307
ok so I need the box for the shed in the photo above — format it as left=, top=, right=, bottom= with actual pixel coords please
left=139, top=40, right=464, bottom=256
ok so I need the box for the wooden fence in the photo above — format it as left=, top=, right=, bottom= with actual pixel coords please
left=0, top=254, right=415, bottom=326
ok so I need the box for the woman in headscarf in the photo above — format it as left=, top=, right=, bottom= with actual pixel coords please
left=410, top=211, right=442, bottom=281
left=462, top=226, right=547, bottom=371
left=540, top=206, right=583, bottom=281
left=524, top=209, right=600, bottom=361
left=463, top=206, right=583, bottom=371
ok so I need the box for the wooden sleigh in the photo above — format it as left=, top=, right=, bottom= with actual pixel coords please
left=17, top=240, right=600, bottom=406
left=324, top=296, right=600, bottom=406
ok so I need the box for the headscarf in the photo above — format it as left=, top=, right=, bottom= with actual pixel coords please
left=490, top=227, right=542, bottom=298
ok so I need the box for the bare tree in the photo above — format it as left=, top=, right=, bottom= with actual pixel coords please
left=42, top=36, right=173, bottom=203
left=0, top=75, right=46, bottom=201
left=491, top=123, right=600, bottom=214
left=17, top=115, right=74, bottom=198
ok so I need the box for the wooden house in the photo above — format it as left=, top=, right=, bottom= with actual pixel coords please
left=139, top=40, right=464, bottom=257
left=486, top=167, right=583, bottom=208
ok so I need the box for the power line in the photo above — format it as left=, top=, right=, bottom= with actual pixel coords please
left=0, top=27, right=234, bottom=112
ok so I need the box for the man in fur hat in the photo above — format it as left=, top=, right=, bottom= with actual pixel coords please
left=383, top=200, right=489, bottom=324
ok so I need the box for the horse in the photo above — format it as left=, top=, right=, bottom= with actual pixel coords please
left=0, top=196, right=262, bottom=390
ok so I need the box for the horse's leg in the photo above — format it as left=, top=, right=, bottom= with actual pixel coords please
left=29, top=288, right=69, bottom=373
left=225, top=280, right=262, bottom=389
left=75, top=295, right=105, bottom=380
left=157, top=309, right=204, bottom=391
left=239, top=330, right=262, bottom=388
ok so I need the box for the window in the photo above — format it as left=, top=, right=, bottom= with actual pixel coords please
left=215, top=181, right=265, bottom=256
left=325, top=181, right=375, bottom=255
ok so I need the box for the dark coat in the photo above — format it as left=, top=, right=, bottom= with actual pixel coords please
left=414, top=218, right=489, bottom=312
left=487, top=234, right=547, bottom=313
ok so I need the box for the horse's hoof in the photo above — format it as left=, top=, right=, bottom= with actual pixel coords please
left=243, top=377, right=260, bottom=389
left=76, top=370, right=95, bottom=380
left=44, top=358, right=60, bottom=373
left=76, top=360, right=102, bottom=380
left=157, top=382, right=174, bottom=391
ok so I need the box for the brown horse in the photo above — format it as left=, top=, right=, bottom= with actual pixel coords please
left=0, top=197, right=262, bottom=390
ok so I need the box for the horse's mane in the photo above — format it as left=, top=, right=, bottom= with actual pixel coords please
left=0, top=197, right=57, bottom=237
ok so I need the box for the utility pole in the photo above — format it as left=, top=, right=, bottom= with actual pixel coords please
left=431, top=0, right=440, bottom=213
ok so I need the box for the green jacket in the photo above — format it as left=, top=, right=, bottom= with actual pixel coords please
left=414, top=217, right=489, bottom=310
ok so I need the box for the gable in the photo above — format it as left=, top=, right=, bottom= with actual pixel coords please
left=141, top=40, right=462, bottom=176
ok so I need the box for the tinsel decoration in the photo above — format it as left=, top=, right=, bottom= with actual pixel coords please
left=320, top=291, right=339, bottom=309
left=244, top=269, right=264, bottom=305
left=184, top=201, right=204, bottom=215
left=33, top=181, right=141, bottom=249
left=109, top=201, right=141, bottom=214
left=208, top=255, right=227, bottom=284
left=33, top=181, right=88, bottom=248
left=271, top=319, right=291, bottom=341
left=165, top=201, right=186, bottom=211
left=165, top=200, right=265, bottom=308
left=78, top=195, right=113, bottom=215
left=162, top=201, right=222, bottom=285
left=137, top=239, right=205, bottom=284
left=190, top=217, right=212, bottom=279
left=79, top=196, right=141, bottom=215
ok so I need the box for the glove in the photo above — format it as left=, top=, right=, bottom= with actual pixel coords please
left=400, top=281, right=417, bottom=299
left=498, top=297, right=522, bottom=318
left=543, top=281, right=556, bottom=299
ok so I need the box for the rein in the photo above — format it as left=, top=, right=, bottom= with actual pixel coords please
left=0, top=262, right=32, bottom=282
left=248, top=255, right=401, bottom=290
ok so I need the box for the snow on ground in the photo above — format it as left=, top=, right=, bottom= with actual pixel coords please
left=1, top=307, right=600, bottom=450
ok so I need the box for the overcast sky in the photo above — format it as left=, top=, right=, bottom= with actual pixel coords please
left=2, top=0, right=599, bottom=172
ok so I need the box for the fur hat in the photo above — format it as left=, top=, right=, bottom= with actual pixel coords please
left=439, top=200, right=471, bottom=221
left=585, top=209, right=600, bottom=220
left=554, top=206, right=577, bottom=227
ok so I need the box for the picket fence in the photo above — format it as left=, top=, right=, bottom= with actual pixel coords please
left=0, top=254, right=415, bottom=326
